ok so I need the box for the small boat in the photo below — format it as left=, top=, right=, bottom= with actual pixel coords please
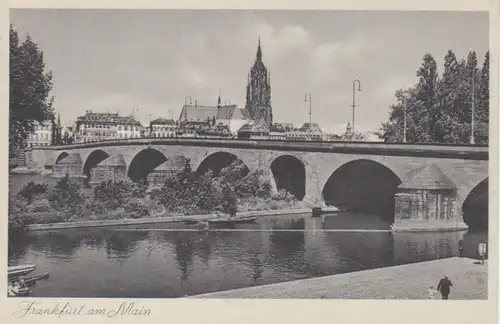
left=206, top=216, right=258, bottom=225
left=8, top=265, right=36, bottom=279
left=183, top=219, right=200, bottom=225
left=23, top=272, right=50, bottom=287
left=321, top=206, right=345, bottom=213
left=8, top=285, right=30, bottom=297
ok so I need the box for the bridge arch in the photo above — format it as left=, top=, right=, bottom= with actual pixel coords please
left=127, top=148, right=167, bottom=183
left=462, top=177, right=488, bottom=231
left=196, top=151, right=250, bottom=176
left=270, top=155, right=306, bottom=200
left=54, top=152, right=70, bottom=165
left=322, top=159, right=402, bottom=220
left=83, top=149, right=110, bottom=180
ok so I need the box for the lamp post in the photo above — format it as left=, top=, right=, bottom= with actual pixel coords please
left=403, top=102, right=414, bottom=143
left=304, top=93, right=312, bottom=125
left=403, top=104, right=407, bottom=143
left=470, top=69, right=476, bottom=145
left=352, top=79, right=361, bottom=134
left=185, top=96, right=192, bottom=105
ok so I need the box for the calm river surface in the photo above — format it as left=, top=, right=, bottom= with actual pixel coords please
left=8, top=214, right=487, bottom=298
left=8, top=174, right=488, bottom=298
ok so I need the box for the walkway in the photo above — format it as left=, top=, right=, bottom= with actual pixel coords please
left=192, top=257, right=487, bottom=299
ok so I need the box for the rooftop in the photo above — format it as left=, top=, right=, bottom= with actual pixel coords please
left=153, top=156, right=188, bottom=171
left=97, top=154, right=126, bottom=167
left=77, top=111, right=142, bottom=126
left=151, top=118, right=176, bottom=125
left=58, top=153, right=82, bottom=165
left=398, top=164, right=456, bottom=190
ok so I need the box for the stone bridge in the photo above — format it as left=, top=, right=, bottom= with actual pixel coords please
left=26, top=138, right=489, bottom=231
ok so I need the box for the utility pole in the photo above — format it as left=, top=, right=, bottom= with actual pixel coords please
left=352, top=79, right=361, bottom=134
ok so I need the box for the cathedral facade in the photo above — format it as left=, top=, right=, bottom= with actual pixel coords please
left=245, top=39, right=273, bottom=127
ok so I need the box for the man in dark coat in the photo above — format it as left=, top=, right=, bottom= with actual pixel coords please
left=437, top=275, right=453, bottom=300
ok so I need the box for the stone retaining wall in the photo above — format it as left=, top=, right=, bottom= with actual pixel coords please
left=26, top=208, right=311, bottom=231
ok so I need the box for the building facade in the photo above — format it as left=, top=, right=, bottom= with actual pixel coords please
left=178, top=98, right=249, bottom=136
left=27, top=120, right=53, bottom=147
left=149, top=118, right=178, bottom=138
left=245, top=38, right=273, bottom=127
left=74, top=111, right=143, bottom=143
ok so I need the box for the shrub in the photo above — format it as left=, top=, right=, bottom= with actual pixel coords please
left=17, top=181, right=48, bottom=204
left=92, top=179, right=148, bottom=212
left=124, top=199, right=150, bottom=219
left=48, top=174, right=84, bottom=214
left=21, top=211, right=68, bottom=224
left=272, top=189, right=296, bottom=202
left=26, top=198, right=52, bottom=213
left=9, top=196, right=29, bottom=216
left=9, top=213, right=26, bottom=235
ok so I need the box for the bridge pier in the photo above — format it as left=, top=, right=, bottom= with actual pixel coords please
left=391, top=165, right=468, bottom=232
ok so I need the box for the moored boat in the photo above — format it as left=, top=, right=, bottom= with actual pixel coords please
left=8, top=285, right=30, bottom=297
left=8, top=265, right=36, bottom=279
left=206, top=216, right=258, bottom=225
left=23, top=272, right=50, bottom=286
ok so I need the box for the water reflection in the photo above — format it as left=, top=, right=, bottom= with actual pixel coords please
left=104, top=231, right=145, bottom=260
left=392, top=231, right=466, bottom=264
left=8, top=214, right=488, bottom=298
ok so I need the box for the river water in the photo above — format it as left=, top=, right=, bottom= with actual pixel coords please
left=8, top=174, right=488, bottom=298
left=8, top=213, right=487, bottom=298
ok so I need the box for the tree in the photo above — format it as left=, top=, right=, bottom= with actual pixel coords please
left=10, top=24, right=54, bottom=157
left=378, top=49, right=488, bottom=144
left=476, top=51, right=489, bottom=144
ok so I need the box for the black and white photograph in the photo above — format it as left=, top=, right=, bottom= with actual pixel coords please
left=7, top=7, right=492, bottom=303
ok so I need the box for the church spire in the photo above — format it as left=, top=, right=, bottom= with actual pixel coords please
left=256, top=37, right=262, bottom=61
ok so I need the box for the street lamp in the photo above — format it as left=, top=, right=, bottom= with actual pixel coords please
left=403, top=102, right=414, bottom=143
left=470, top=69, right=476, bottom=145
left=304, top=93, right=312, bottom=125
left=185, top=96, right=193, bottom=105
left=352, top=79, right=361, bottom=134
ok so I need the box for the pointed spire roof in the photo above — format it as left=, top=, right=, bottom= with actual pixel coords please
left=256, top=37, right=262, bottom=61
left=398, top=164, right=456, bottom=190
left=58, top=153, right=82, bottom=165
left=153, top=156, right=187, bottom=172
left=97, top=154, right=126, bottom=167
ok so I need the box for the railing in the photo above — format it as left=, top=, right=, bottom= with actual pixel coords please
left=46, top=134, right=489, bottom=148
left=33, top=136, right=489, bottom=161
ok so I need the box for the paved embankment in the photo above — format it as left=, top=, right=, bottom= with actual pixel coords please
left=192, top=257, right=488, bottom=299
left=26, top=208, right=311, bottom=231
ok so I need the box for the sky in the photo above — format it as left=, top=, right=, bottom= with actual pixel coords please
left=10, top=9, right=489, bottom=134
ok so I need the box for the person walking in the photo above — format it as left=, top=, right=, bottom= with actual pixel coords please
left=437, top=275, right=453, bottom=300
left=458, top=236, right=464, bottom=257
left=428, top=286, right=436, bottom=299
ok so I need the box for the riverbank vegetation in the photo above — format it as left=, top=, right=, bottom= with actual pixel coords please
left=9, top=159, right=303, bottom=235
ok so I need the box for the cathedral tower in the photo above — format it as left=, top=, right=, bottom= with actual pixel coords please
left=245, top=38, right=273, bottom=126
